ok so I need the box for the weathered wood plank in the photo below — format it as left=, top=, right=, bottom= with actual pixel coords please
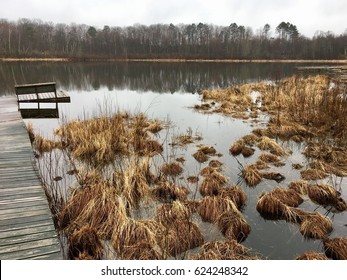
left=0, top=95, right=62, bottom=259
left=1, top=244, right=61, bottom=260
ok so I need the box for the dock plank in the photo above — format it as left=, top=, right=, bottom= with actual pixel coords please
left=0, top=95, right=62, bottom=259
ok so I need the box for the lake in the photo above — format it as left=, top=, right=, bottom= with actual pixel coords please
left=1, top=61, right=346, bottom=259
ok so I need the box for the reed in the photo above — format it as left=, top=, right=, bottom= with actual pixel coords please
left=300, top=169, right=328, bottom=180
left=229, top=140, right=245, bottom=156
left=155, top=201, right=191, bottom=226
left=256, top=136, right=287, bottom=156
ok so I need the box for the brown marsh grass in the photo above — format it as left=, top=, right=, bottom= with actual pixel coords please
left=299, top=212, right=333, bottom=239
left=295, top=251, right=329, bottom=260
left=324, top=237, right=347, bottom=260
left=219, top=185, right=247, bottom=210
left=68, top=225, right=104, bottom=260
left=241, top=164, right=262, bottom=187
left=191, top=240, right=258, bottom=260
left=151, top=181, right=189, bottom=202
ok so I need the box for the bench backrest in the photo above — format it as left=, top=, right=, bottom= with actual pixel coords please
left=15, top=82, right=56, bottom=95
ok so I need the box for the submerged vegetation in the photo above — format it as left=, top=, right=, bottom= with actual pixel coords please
left=30, top=73, right=347, bottom=260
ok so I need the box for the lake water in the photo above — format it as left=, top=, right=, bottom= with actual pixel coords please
left=1, top=61, right=346, bottom=259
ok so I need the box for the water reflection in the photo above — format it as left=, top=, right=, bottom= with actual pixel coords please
left=0, top=62, right=297, bottom=95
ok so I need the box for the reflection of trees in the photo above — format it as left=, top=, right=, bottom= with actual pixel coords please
left=0, top=62, right=296, bottom=95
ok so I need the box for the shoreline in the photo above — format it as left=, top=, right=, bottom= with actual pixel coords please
left=1, top=57, right=347, bottom=63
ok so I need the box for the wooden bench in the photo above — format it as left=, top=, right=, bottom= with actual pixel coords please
left=15, top=82, right=70, bottom=109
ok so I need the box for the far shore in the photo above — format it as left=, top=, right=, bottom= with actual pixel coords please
left=1, top=57, right=347, bottom=64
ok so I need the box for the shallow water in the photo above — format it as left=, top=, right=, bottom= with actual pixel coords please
left=1, top=61, right=346, bottom=259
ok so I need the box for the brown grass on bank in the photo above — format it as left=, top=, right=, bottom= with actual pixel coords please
left=324, top=237, right=347, bottom=260
left=68, top=225, right=104, bottom=260
left=242, top=165, right=262, bottom=187
left=295, top=251, right=329, bottom=260
left=161, top=162, right=184, bottom=177
left=190, top=240, right=258, bottom=260
left=299, top=212, right=333, bottom=239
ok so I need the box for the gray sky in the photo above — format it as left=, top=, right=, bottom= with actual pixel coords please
left=1, top=0, right=346, bottom=37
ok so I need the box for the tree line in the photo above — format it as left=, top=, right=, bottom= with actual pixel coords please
left=0, top=18, right=346, bottom=60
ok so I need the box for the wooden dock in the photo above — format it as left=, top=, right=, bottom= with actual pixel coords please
left=0, top=96, right=62, bottom=259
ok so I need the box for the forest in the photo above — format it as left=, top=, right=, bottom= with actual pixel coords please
left=0, top=18, right=346, bottom=60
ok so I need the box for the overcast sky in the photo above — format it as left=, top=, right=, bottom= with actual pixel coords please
left=1, top=0, right=346, bottom=37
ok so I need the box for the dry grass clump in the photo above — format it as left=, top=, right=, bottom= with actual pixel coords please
left=187, top=176, right=199, bottom=184
left=242, top=134, right=259, bottom=145
left=306, top=184, right=347, bottom=211
left=209, top=160, right=223, bottom=168
left=155, top=201, right=191, bottom=226
left=269, top=187, right=303, bottom=207
left=300, top=169, right=328, bottom=180
left=198, top=196, right=237, bottom=223
left=191, top=240, right=257, bottom=260
left=118, top=160, right=152, bottom=208
left=199, top=171, right=228, bottom=196
left=68, top=225, right=104, bottom=260
left=198, top=145, right=217, bottom=155
left=193, top=150, right=209, bottom=163
left=219, top=186, right=247, bottom=210
left=292, top=163, right=304, bottom=170
left=161, top=162, right=184, bottom=177
left=158, top=221, right=204, bottom=257
left=256, top=136, right=287, bottom=156
left=258, top=153, right=281, bottom=163
left=299, top=212, right=333, bottom=239
left=200, top=166, right=218, bottom=176
left=34, top=135, right=62, bottom=155
left=256, top=193, right=288, bottom=220
left=151, top=181, right=189, bottom=202
left=216, top=211, right=251, bottom=242
left=295, top=251, right=329, bottom=260
left=59, top=183, right=125, bottom=239
left=26, top=122, right=35, bottom=144
left=229, top=140, right=245, bottom=156
left=112, top=219, right=160, bottom=259
left=154, top=201, right=204, bottom=257
left=324, top=238, right=347, bottom=260
left=260, top=172, right=286, bottom=183
left=242, top=164, right=262, bottom=187
left=142, top=140, right=163, bottom=156
left=288, top=180, right=309, bottom=195
left=241, top=147, right=255, bottom=157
